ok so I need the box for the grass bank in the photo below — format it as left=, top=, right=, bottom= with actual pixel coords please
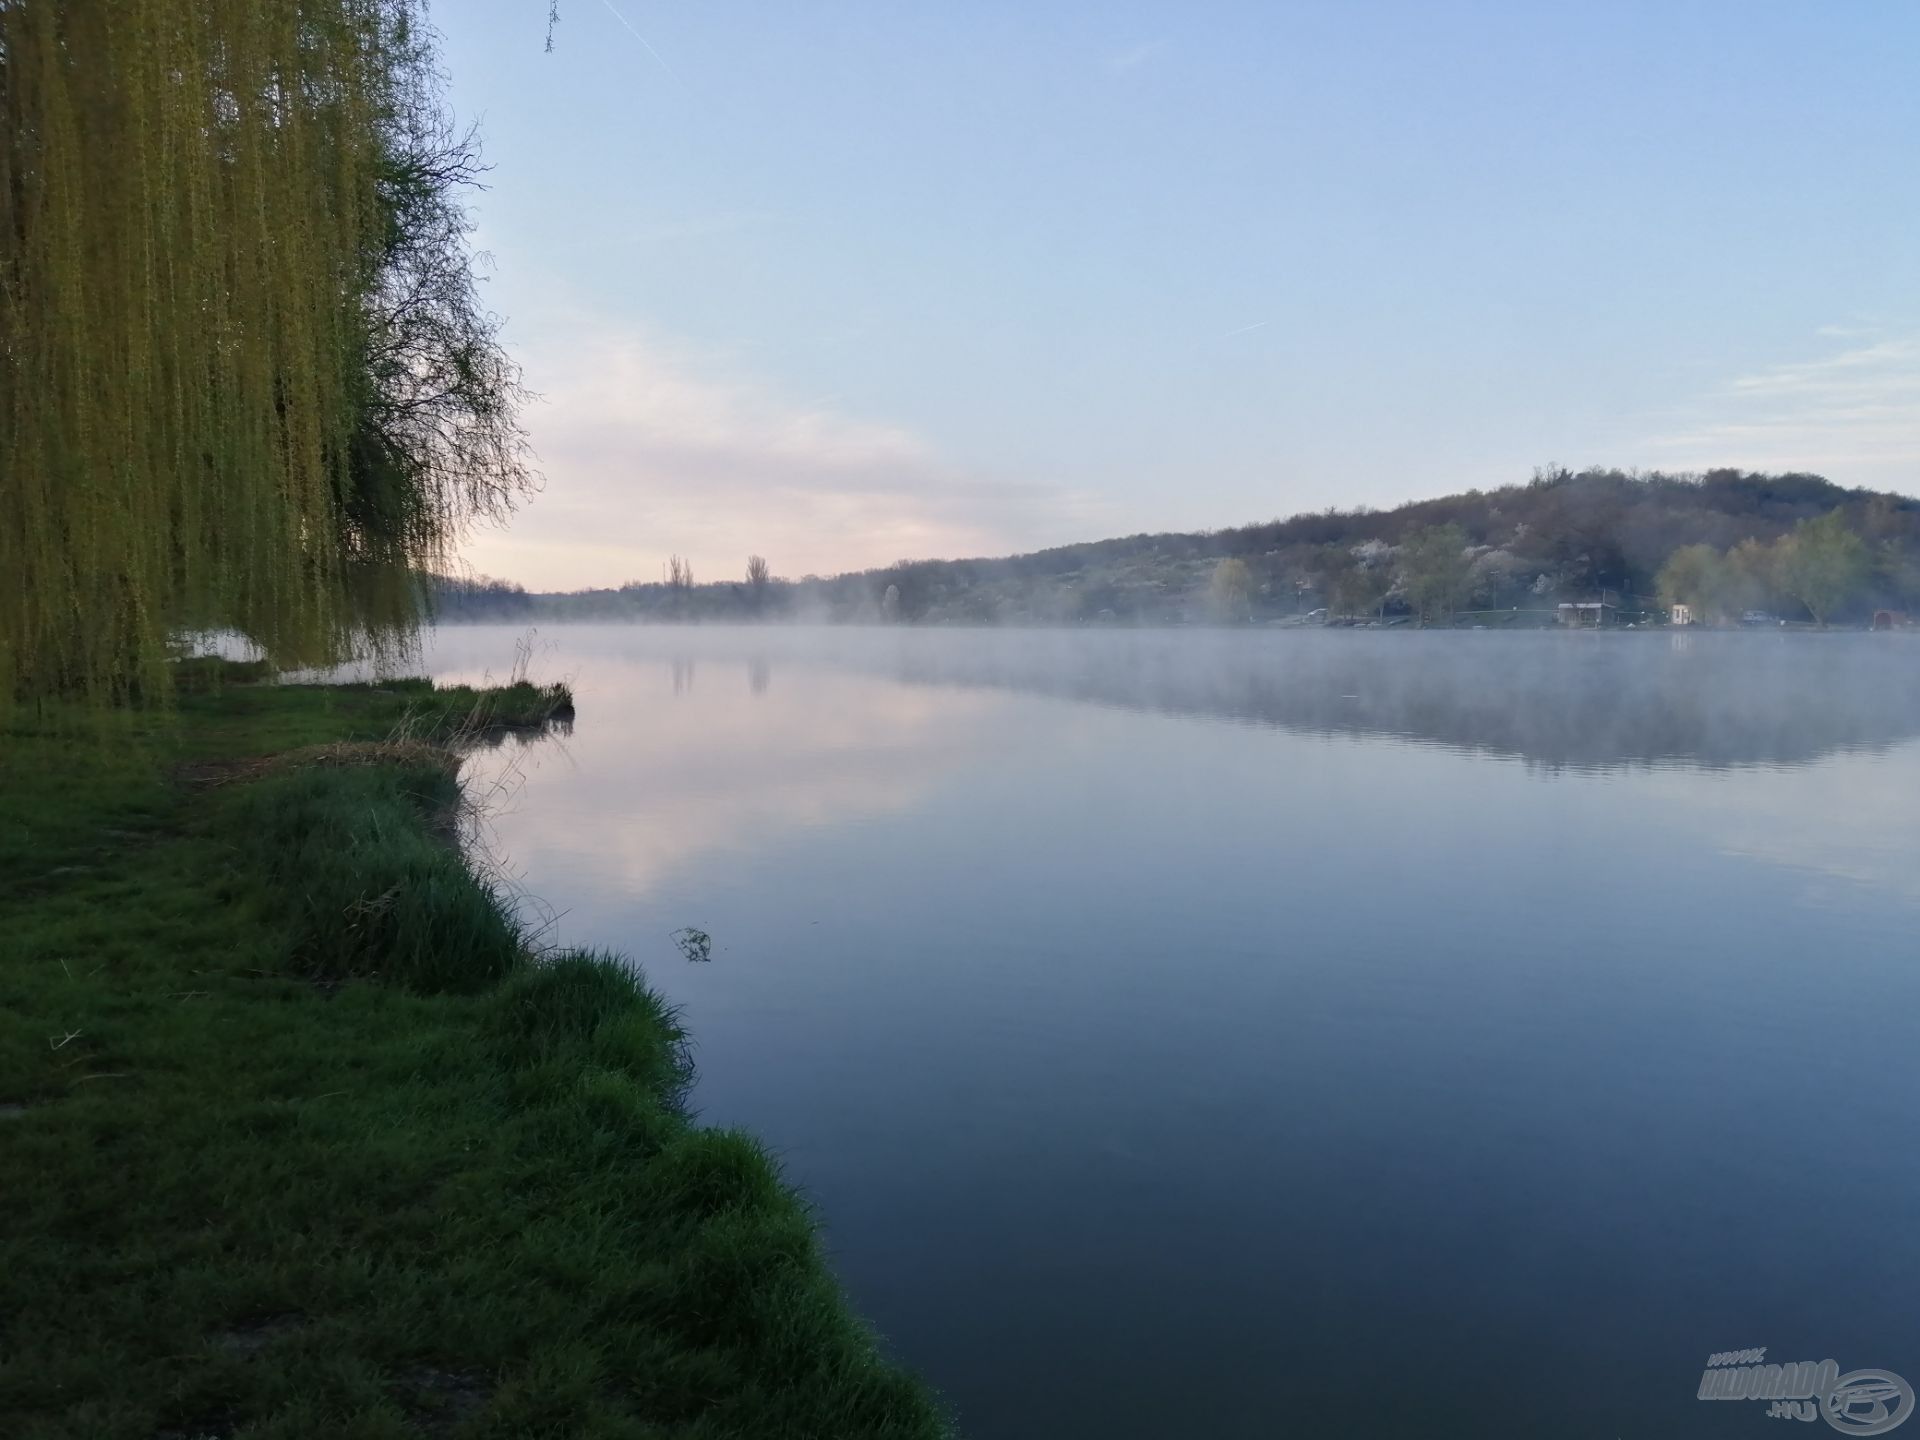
left=0, top=670, right=950, bottom=1440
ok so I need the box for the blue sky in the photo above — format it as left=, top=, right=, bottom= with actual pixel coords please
left=438, top=1, right=1920, bottom=587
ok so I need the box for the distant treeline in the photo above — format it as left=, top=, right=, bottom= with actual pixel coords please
left=429, top=468, right=1920, bottom=628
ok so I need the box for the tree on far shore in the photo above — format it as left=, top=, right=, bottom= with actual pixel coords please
left=1399, top=525, right=1474, bottom=625
left=1780, top=511, right=1870, bottom=627
left=1208, top=558, right=1255, bottom=622
left=1656, top=544, right=1726, bottom=618
left=1658, top=512, right=1870, bottom=625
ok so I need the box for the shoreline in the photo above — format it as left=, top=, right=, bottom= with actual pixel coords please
left=0, top=668, right=950, bottom=1439
left=421, top=614, right=1919, bottom=633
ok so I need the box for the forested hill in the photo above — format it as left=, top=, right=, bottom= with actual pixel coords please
left=435, top=467, right=1920, bottom=627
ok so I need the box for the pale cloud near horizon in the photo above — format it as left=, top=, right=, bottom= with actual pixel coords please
left=460, top=301, right=1920, bottom=593
left=1640, top=330, right=1920, bottom=490
left=459, top=312, right=1104, bottom=590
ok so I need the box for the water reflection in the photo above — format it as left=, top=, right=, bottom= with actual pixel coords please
left=866, top=630, right=1920, bottom=771
left=460, top=653, right=1003, bottom=900
left=430, top=626, right=1920, bottom=918
left=423, top=625, right=1920, bottom=772
left=411, top=624, right=1920, bottom=1440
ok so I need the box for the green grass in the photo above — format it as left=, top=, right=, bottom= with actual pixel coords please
left=0, top=675, right=950, bottom=1440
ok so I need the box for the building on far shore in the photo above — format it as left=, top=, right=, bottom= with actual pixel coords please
left=1669, top=603, right=1695, bottom=626
left=1558, top=600, right=1619, bottom=628
left=1873, top=609, right=1911, bottom=631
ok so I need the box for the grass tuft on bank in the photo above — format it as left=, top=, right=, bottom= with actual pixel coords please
left=0, top=673, right=949, bottom=1440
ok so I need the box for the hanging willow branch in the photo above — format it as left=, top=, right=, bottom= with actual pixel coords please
left=0, top=0, right=533, bottom=705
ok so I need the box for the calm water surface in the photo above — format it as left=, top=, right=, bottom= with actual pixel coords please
left=422, top=626, right=1920, bottom=1439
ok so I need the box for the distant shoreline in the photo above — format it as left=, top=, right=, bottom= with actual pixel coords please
left=424, top=614, right=1918, bottom=634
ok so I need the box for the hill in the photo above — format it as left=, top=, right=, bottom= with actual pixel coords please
left=434, top=467, right=1920, bottom=627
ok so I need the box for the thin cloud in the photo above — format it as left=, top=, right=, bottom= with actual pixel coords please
left=1639, top=330, right=1920, bottom=489
left=1107, top=40, right=1165, bottom=74
left=552, top=212, right=787, bottom=254
left=599, top=0, right=680, bottom=83
left=1723, top=336, right=1920, bottom=390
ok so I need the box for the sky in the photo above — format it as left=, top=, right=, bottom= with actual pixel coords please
left=435, top=0, right=1920, bottom=590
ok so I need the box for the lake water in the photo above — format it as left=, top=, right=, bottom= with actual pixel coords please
left=420, top=625, right=1920, bottom=1439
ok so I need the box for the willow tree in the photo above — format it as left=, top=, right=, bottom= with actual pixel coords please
left=1778, top=510, right=1870, bottom=628
left=0, top=0, right=530, bottom=705
left=1207, top=557, right=1254, bottom=623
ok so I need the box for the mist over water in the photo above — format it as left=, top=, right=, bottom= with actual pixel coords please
left=423, top=625, right=1920, bottom=1440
